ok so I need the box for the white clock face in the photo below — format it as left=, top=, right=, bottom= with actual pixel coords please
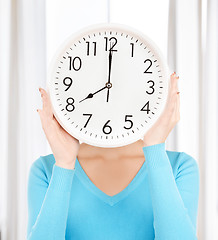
left=47, top=23, right=169, bottom=148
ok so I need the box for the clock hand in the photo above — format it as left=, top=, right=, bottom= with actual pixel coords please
left=79, top=85, right=108, bottom=103
left=108, top=43, right=113, bottom=84
left=106, top=88, right=110, bottom=103
left=106, top=42, right=113, bottom=102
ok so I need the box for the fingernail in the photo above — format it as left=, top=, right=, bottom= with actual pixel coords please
left=37, top=109, right=38, bottom=112
left=39, top=87, right=41, bottom=92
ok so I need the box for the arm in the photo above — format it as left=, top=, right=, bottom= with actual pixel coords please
left=143, top=142, right=199, bottom=240
left=27, top=157, right=75, bottom=240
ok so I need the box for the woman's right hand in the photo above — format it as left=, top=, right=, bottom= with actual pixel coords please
left=37, top=87, right=80, bottom=169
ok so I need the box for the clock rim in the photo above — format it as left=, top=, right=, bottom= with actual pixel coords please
left=46, top=22, right=170, bottom=148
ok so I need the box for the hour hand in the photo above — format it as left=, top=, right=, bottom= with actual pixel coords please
left=79, top=85, right=107, bottom=103
left=79, top=93, right=94, bottom=103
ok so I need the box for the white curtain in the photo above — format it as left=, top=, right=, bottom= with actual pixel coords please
left=0, top=0, right=47, bottom=239
left=0, top=0, right=217, bottom=239
left=167, top=0, right=218, bottom=239
left=201, top=0, right=218, bottom=239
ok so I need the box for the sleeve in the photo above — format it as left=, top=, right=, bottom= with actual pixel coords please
left=27, top=157, right=75, bottom=240
left=142, top=142, right=199, bottom=240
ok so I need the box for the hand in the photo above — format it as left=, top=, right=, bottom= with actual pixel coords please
left=143, top=72, right=180, bottom=147
left=37, top=87, right=80, bottom=169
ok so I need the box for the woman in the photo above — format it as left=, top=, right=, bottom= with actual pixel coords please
left=27, top=72, right=199, bottom=239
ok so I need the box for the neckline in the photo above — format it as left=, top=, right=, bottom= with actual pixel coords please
left=75, top=156, right=147, bottom=206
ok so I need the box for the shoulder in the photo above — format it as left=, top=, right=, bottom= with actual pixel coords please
left=28, top=153, right=56, bottom=184
left=166, top=149, right=199, bottom=180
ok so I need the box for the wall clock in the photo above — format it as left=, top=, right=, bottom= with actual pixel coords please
left=47, top=23, right=170, bottom=148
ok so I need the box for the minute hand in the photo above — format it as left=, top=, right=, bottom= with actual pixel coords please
left=106, top=49, right=113, bottom=102
left=107, top=49, right=112, bottom=83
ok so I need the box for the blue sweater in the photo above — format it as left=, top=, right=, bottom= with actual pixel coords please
left=27, top=142, right=199, bottom=240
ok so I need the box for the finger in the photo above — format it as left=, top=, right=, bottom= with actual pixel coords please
left=173, top=81, right=180, bottom=122
left=173, top=75, right=179, bottom=113
left=169, top=80, right=177, bottom=117
left=39, top=87, right=53, bottom=120
left=176, top=91, right=180, bottom=120
left=170, top=72, right=178, bottom=94
left=167, top=72, right=174, bottom=98
left=175, top=75, right=179, bottom=92
left=37, top=108, right=46, bottom=130
left=168, top=73, right=174, bottom=99
left=39, top=87, right=51, bottom=111
left=166, top=73, right=177, bottom=108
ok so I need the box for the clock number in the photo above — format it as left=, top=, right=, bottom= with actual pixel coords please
left=104, top=37, right=118, bottom=52
left=102, top=120, right=112, bottom=134
left=65, top=97, right=75, bottom=112
left=144, top=59, right=152, bottom=74
left=124, top=115, right=133, bottom=130
left=68, top=56, right=82, bottom=71
left=63, top=77, right=73, bottom=91
left=146, top=80, right=155, bottom=94
left=140, top=101, right=150, bottom=114
left=130, top=43, right=134, bottom=57
left=83, top=113, right=92, bottom=128
left=86, top=41, right=97, bottom=56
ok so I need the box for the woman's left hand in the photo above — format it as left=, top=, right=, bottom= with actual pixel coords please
left=143, top=72, right=180, bottom=147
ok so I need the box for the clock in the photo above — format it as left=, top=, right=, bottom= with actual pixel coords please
left=46, top=23, right=170, bottom=148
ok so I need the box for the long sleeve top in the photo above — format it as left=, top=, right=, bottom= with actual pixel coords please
left=27, top=142, right=199, bottom=240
